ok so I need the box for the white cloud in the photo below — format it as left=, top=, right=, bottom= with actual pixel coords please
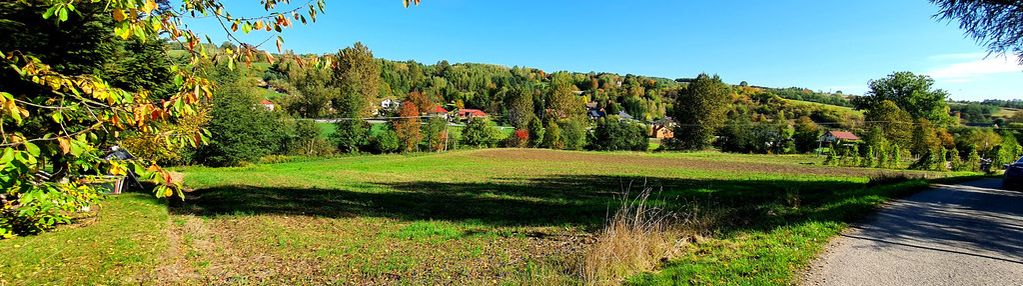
left=926, top=53, right=1023, bottom=83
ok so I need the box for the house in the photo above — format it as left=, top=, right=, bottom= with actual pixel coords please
left=653, top=125, right=674, bottom=139
left=259, top=99, right=275, bottom=111
left=618, top=111, right=634, bottom=120
left=651, top=117, right=676, bottom=139
left=429, top=106, right=450, bottom=119
left=431, top=106, right=449, bottom=114
left=457, top=109, right=488, bottom=120
left=381, top=99, right=399, bottom=109
left=585, top=102, right=606, bottom=119
left=820, top=130, right=860, bottom=144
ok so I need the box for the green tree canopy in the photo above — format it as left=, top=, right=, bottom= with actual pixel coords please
left=864, top=100, right=914, bottom=148
left=669, top=74, right=732, bottom=150
left=855, top=71, right=951, bottom=123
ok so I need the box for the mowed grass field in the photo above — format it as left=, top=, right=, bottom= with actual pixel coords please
left=0, top=149, right=976, bottom=285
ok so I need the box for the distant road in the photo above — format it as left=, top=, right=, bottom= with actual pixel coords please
left=803, top=179, right=1023, bottom=286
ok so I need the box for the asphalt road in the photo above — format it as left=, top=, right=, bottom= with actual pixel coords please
left=803, top=179, right=1023, bottom=286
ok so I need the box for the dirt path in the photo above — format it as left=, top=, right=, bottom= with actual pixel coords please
left=803, top=179, right=1023, bottom=285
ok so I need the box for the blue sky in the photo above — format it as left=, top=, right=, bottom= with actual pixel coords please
left=185, top=0, right=1023, bottom=101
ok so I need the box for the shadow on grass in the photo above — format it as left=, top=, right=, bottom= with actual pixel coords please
left=173, top=174, right=1023, bottom=263
left=171, top=175, right=913, bottom=231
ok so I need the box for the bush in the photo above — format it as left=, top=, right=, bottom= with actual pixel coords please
left=332, top=120, right=370, bottom=153
left=372, top=126, right=401, bottom=153
left=1, top=182, right=100, bottom=237
left=504, top=129, right=530, bottom=148
left=588, top=118, right=648, bottom=151
left=461, top=117, right=502, bottom=148
left=559, top=119, right=588, bottom=150
left=283, top=119, right=335, bottom=156
left=543, top=119, right=563, bottom=149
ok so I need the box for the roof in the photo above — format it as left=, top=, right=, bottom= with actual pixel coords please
left=432, top=106, right=449, bottom=113
left=826, top=130, right=860, bottom=141
left=260, top=99, right=274, bottom=105
left=458, top=109, right=488, bottom=117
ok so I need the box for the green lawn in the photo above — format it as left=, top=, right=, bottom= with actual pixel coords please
left=0, top=149, right=977, bottom=285
left=0, top=194, right=168, bottom=285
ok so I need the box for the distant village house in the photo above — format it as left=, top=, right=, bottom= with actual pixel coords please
left=457, top=109, right=488, bottom=120
left=429, top=106, right=450, bottom=119
left=259, top=99, right=275, bottom=111
left=651, top=118, right=676, bottom=139
left=820, top=130, right=860, bottom=145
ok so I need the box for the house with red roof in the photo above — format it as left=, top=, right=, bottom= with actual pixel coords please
left=428, top=106, right=450, bottom=120
left=820, top=130, right=860, bottom=144
left=259, top=99, right=275, bottom=111
left=457, top=109, right=488, bottom=120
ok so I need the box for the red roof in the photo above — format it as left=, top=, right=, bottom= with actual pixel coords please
left=260, top=99, right=274, bottom=105
left=432, top=106, right=449, bottom=113
left=458, top=109, right=488, bottom=117
left=828, top=130, right=860, bottom=141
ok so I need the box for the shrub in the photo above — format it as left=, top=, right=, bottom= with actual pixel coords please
left=543, top=119, right=563, bottom=149
left=504, top=129, right=530, bottom=148
left=559, top=119, right=588, bottom=150
left=965, top=146, right=982, bottom=172
left=1, top=181, right=100, bottom=237
left=372, top=126, right=401, bottom=153
left=332, top=120, right=370, bottom=153
left=588, top=118, right=648, bottom=151
left=461, top=117, right=502, bottom=148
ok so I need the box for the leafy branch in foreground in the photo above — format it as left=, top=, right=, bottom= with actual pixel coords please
left=931, top=0, right=1023, bottom=64
left=0, top=0, right=421, bottom=237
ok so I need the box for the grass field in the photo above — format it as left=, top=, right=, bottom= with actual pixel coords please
left=0, top=149, right=976, bottom=285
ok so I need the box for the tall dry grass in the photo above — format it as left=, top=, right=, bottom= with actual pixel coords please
left=579, top=185, right=716, bottom=285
